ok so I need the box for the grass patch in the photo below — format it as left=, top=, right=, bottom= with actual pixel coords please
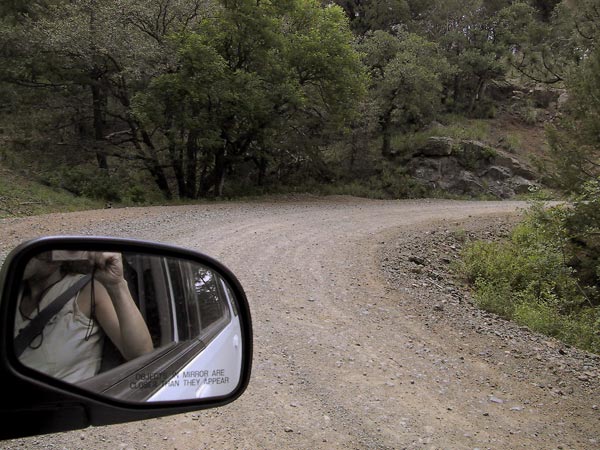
left=498, top=132, right=522, bottom=153
left=0, top=167, right=102, bottom=218
left=433, top=115, right=491, bottom=141
left=389, top=116, right=492, bottom=157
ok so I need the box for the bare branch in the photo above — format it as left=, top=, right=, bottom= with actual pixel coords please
left=105, top=129, right=132, bottom=140
left=126, top=14, right=162, bottom=43
left=541, top=50, right=564, bottom=83
left=3, top=77, right=74, bottom=89
left=510, top=53, right=562, bottom=85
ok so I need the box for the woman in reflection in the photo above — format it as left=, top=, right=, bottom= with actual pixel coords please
left=15, top=251, right=153, bottom=383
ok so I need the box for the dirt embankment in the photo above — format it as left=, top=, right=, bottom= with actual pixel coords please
left=1, top=197, right=598, bottom=449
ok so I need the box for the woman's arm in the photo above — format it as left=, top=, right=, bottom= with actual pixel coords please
left=89, top=253, right=153, bottom=360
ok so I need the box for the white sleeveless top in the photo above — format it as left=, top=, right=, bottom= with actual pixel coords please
left=14, top=274, right=104, bottom=383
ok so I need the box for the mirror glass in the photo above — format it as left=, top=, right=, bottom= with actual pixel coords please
left=12, top=248, right=244, bottom=403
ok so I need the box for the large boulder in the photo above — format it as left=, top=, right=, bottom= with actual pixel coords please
left=416, top=137, right=455, bottom=157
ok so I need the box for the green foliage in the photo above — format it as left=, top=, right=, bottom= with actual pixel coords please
left=500, top=0, right=598, bottom=85
left=43, top=165, right=154, bottom=204
left=547, top=42, right=600, bottom=193
left=529, top=0, right=561, bottom=22
left=1, top=0, right=595, bottom=203
left=316, top=169, right=429, bottom=199
left=1, top=0, right=367, bottom=200
left=562, top=180, right=600, bottom=291
left=358, top=30, right=454, bottom=156
left=329, top=0, right=410, bottom=35
left=53, top=166, right=121, bottom=202
left=513, top=301, right=600, bottom=351
left=459, top=202, right=600, bottom=353
left=134, top=0, right=367, bottom=198
left=407, top=0, right=511, bottom=114
left=366, top=163, right=429, bottom=198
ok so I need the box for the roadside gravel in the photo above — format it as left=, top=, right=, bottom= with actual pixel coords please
left=1, top=196, right=598, bottom=449
left=381, top=217, right=600, bottom=409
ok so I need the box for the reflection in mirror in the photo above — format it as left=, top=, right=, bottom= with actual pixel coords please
left=13, top=248, right=243, bottom=403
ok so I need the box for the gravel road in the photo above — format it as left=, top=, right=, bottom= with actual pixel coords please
left=1, top=196, right=599, bottom=449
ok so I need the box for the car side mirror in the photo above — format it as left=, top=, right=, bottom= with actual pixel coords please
left=0, top=237, right=252, bottom=440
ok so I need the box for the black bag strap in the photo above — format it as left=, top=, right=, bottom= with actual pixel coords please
left=14, top=274, right=92, bottom=358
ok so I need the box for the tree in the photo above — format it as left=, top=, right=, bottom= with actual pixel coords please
left=548, top=44, right=600, bottom=192
left=540, top=2, right=600, bottom=296
left=530, top=0, right=561, bottom=22
left=359, top=30, right=453, bottom=157
left=411, top=0, right=513, bottom=114
left=134, top=0, right=366, bottom=197
left=328, top=0, right=410, bottom=35
left=498, top=0, right=599, bottom=85
left=0, top=0, right=211, bottom=199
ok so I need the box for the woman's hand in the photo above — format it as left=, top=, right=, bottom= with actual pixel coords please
left=89, top=252, right=125, bottom=288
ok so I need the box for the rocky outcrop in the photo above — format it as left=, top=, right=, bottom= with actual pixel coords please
left=407, top=137, right=539, bottom=198
left=418, top=137, right=454, bottom=156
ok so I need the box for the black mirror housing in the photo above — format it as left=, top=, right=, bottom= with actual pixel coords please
left=0, top=236, right=253, bottom=440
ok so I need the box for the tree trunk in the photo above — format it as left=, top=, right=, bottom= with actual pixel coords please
left=214, top=147, right=227, bottom=197
left=113, top=81, right=171, bottom=198
left=145, top=159, right=172, bottom=200
left=168, top=140, right=186, bottom=198
left=468, top=76, right=486, bottom=114
left=198, top=159, right=211, bottom=198
left=89, top=4, right=108, bottom=171
left=139, top=128, right=172, bottom=199
left=91, top=81, right=108, bottom=170
left=453, top=74, right=461, bottom=107
left=185, top=130, right=199, bottom=198
left=256, top=156, right=267, bottom=186
left=95, top=151, right=108, bottom=170
left=349, top=141, right=358, bottom=171
left=380, top=107, right=393, bottom=158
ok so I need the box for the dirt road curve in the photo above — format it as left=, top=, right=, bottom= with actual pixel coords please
left=2, top=197, right=599, bottom=449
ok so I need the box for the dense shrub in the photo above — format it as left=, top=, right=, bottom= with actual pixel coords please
left=56, top=166, right=122, bottom=202
left=46, top=165, right=158, bottom=204
left=459, top=193, right=600, bottom=354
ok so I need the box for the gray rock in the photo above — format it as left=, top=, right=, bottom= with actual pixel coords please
left=487, top=80, right=516, bottom=101
left=454, top=171, right=484, bottom=195
left=483, top=166, right=512, bottom=181
left=487, top=183, right=514, bottom=199
left=511, top=176, right=537, bottom=194
left=410, top=157, right=444, bottom=182
left=530, top=87, right=560, bottom=108
left=456, top=140, right=497, bottom=173
left=416, top=137, right=455, bottom=157
left=557, top=90, right=570, bottom=109
left=493, top=154, right=536, bottom=179
left=407, top=138, right=539, bottom=198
